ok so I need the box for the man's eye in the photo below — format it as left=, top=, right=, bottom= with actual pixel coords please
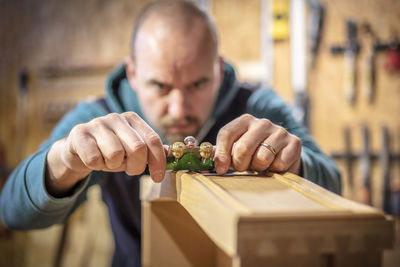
left=154, top=83, right=168, bottom=91
left=189, top=81, right=206, bottom=91
left=193, top=82, right=202, bottom=88
left=155, top=83, right=165, bottom=89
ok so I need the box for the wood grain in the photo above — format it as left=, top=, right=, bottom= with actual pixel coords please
left=141, top=171, right=394, bottom=267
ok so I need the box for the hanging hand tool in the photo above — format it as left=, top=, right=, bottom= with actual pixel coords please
left=330, top=19, right=361, bottom=105
left=343, top=128, right=354, bottom=192
left=272, top=0, right=290, bottom=41
left=291, top=0, right=309, bottom=128
left=373, top=35, right=400, bottom=73
left=381, top=126, right=391, bottom=213
left=307, top=0, right=324, bottom=69
left=382, top=39, right=400, bottom=73
left=362, top=23, right=377, bottom=103
left=380, top=126, right=400, bottom=216
left=330, top=128, right=355, bottom=196
left=331, top=125, right=400, bottom=212
left=360, top=125, right=372, bottom=205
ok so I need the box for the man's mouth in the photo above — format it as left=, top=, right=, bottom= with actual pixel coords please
left=161, top=116, right=200, bottom=137
left=166, top=124, right=195, bottom=134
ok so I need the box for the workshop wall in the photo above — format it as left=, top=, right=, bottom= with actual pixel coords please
left=306, top=0, right=400, bottom=210
left=215, top=0, right=400, bottom=211
left=1, top=0, right=400, bottom=266
left=0, top=0, right=151, bottom=167
left=0, top=1, right=151, bottom=266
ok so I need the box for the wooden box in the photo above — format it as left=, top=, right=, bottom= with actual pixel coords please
left=140, top=171, right=394, bottom=267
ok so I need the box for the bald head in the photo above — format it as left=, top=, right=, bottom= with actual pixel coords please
left=130, top=0, right=218, bottom=60
left=125, top=0, right=224, bottom=144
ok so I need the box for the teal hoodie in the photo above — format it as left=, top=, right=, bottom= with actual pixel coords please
left=0, top=62, right=341, bottom=267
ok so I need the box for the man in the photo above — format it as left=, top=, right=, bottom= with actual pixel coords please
left=0, top=1, right=340, bottom=266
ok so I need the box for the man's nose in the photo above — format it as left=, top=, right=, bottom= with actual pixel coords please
left=168, top=89, right=187, bottom=119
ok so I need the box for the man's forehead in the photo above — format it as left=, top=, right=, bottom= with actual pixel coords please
left=142, top=64, right=211, bottom=87
left=135, top=35, right=215, bottom=74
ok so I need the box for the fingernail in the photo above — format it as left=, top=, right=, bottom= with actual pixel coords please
left=215, top=159, right=227, bottom=174
left=152, top=171, right=164, bottom=183
left=216, top=165, right=226, bottom=174
left=214, top=154, right=227, bottom=172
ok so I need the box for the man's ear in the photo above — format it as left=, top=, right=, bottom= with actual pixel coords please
left=125, top=56, right=137, bottom=92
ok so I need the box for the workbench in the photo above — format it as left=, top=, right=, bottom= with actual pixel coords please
left=140, top=171, right=394, bottom=267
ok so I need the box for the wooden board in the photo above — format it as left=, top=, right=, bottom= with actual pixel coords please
left=141, top=171, right=394, bottom=267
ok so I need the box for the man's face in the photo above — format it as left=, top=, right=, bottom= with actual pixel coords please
left=126, top=17, right=223, bottom=144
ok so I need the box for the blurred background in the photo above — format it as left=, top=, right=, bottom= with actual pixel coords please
left=0, top=0, right=399, bottom=266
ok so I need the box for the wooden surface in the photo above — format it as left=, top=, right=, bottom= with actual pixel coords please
left=0, top=1, right=399, bottom=265
left=141, top=171, right=394, bottom=267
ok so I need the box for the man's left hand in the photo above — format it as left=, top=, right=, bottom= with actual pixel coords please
left=214, top=114, right=302, bottom=175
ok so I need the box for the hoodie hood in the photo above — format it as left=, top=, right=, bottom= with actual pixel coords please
left=104, top=61, right=240, bottom=140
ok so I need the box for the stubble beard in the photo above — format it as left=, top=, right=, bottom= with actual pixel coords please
left=160, top=116, right=201, bottom=144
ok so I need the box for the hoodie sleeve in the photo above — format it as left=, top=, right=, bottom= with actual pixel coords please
left=247, top=89, right=341, bottom=194
left=0, top=100, right=108, bottom=230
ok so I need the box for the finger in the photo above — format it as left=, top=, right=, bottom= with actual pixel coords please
left=106, top=114, right=148, bottom=175
left=88, top=117, right=126, bottom=170
left=123, top=112, right=166, bottom=182
left=69, top=125, right=105, bottom=170
left=59, top=137, right=91, bottom=173
left=250, top=146, right=274, bottom=171
left=231, top=119, right=276, bottom=171
left=163, top=145, right=170, bottom=156
left=269, top=135, right=302, bottom=173
left=287, top=157, right=302, bottom=175
left=250, top=127, right=288, bottom=171
left=214, top=115, right=251, bottom=174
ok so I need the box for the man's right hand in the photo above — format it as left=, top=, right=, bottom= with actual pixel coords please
left=46, top=112, right=167, bottom=197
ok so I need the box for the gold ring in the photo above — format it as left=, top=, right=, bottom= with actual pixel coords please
left=261, top=143, right=277, bottom=156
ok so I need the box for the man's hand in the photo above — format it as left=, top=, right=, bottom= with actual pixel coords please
left=46, top=112, right=166, bottom=197
left=214, top=114, right=302, bottom=175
